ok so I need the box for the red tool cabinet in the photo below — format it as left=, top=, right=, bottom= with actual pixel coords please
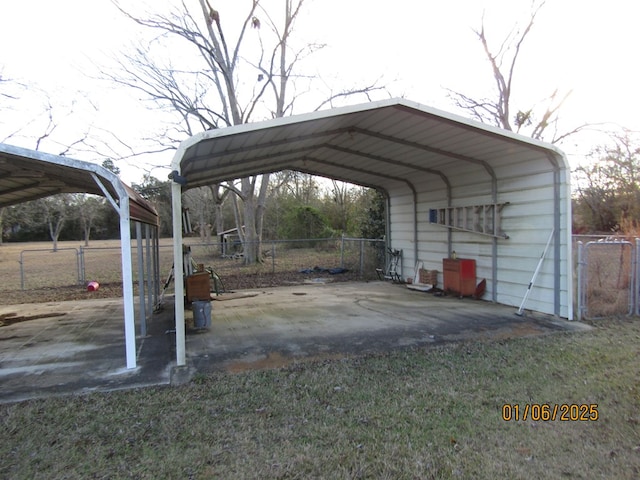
left=443, top=258, right=476, bottom=297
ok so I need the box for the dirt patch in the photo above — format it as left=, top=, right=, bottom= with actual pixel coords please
left=0, top=283, right=125, bottom=305
left=485, top=322, right=551, bottom=341
left=0, top=312, right=66, bottom=327
left=225, top=351, right=349, bottom=373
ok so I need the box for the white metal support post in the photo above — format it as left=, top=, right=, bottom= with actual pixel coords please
left=145, top=224, right=153, bottom=316
left=136, top=221, right=147, bottom=338
left=171, top=177, right=186, bottom=366
left=91, top=172, right=137, bottom=369
left=119, top=195, right=137, bottom=368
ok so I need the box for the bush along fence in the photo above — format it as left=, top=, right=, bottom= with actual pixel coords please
left=576, top=238, right=639, bottom=320
left=15, top=237, right=386, bottom=292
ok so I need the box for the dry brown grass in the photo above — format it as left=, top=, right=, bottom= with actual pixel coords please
left=583, top=240, right=635, bottom=318
left=0, top=238, right=381, bottom=304
left=2, top=319, right=640, bottom=478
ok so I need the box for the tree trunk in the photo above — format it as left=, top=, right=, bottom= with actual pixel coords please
left=49, top=218, right=64, bottom=252
left=241, top=177, right=259, bottom=264
left=210, top=184, right=226, bottom=255
left=83, top=224, right=91, bottom=247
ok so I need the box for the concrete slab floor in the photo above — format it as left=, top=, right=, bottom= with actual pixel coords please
left=0, top=297, right=176, bottom=404
left=188, top=281, right=590, bottom=372
left=0, top=281, right=590, bottom=403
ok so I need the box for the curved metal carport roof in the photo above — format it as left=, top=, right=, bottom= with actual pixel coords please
left=169, top=98, right=572, bottom=366
left=0, top=143, right=160, bottom=369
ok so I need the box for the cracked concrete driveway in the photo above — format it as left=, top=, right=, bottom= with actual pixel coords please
left=0, top=281, right=589, bottom=403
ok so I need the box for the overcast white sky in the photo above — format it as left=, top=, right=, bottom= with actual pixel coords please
left=1, top=0, right=638, bottom=184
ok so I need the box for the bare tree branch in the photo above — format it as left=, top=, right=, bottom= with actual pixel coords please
left=447, top=1, right=586, bottom=144
left=314, top=80, right=388, bottom=111
left=108, top=0, right=387, bottom=263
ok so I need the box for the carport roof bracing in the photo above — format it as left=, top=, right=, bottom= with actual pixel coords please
left=173, top=97, right=567, bottom=193
left=169, top=98, right=572, bottom=367
left=0, top=143, right=158, bottom=226
left=0, top=142, right=161, bottom=370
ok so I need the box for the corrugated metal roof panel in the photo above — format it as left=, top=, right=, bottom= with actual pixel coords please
left=178, top=97, right=569, bottom=194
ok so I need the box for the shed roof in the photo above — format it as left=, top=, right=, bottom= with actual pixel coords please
left=173, top=98, right=568, bottom=191
left=0, top=143, right=158, bottom=226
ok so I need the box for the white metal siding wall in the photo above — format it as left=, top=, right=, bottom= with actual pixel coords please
left=387, top=163, right=571, bottom=318
left=387, top=186, right=416, bottom=279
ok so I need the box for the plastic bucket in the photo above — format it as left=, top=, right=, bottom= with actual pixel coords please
left=192, top=301, right=212, bottom=329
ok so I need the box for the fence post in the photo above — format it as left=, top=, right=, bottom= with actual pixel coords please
left=576, top=241, right=583, bottom=321
left=19, top=250, right=25, bottom=290
left=272, top=241, right=276, bottom=274
left=340, top=234, right=345, bottom=268
left=74, top=248, right=81, bottom=285
left=79, top=246, right=85, bottom=284
left=359, top=238, right=365, bottom=277
left=636, top=238, right=639, bottom=316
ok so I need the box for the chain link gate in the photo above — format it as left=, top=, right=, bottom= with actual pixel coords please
left=577, top=239, right=637, bottom=320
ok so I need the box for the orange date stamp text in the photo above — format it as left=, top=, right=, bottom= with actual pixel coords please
left=501, top=403, right=599, bottom=422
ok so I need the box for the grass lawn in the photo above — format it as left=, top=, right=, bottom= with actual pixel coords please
left=2, top=318, right=640, bottom=479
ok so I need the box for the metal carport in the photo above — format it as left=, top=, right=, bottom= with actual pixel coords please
left=0, top=143, right=160, bottom=369
left=169, top=98, right=573, bottom=366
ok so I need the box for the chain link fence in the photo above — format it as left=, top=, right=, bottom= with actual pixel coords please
left=18, top=248, right=80, bottom=290
left=12, top=237, right=385, bottom=293
left=13, top=236, right=640, bottom=321
left=576, top=238, right=638, bottom=320
left=180, top=237, right=385, bottom=291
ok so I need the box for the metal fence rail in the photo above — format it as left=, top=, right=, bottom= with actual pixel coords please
left=14, top=237, right=385, bottom=292
left=183, top=237, right=384, bottom=291
left=19, top=248, right=80, bottom=290
left=15, top=236, right=640, bottom=322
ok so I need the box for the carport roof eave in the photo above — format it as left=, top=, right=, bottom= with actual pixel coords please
left=0, top=143, right=159, bottom=226
left=171, top=97, right=570, bottom=188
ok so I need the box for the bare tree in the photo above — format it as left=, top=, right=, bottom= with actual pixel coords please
left=110, top=0, right=383, bottom=263
left=573, top=129, right=640, bottom=232
left=327, top=179, right=354, bottom=233
left=0, top=70, right=98, bottom=246
left=183, top=185, right=230, bottom=245
left=74, top=194, right=106, bottom=246
left=1, top=71, right=92, bottom=154
left=210, top=184, right=230, bottom=247
left=37, top=195, right=71, bottom=251
left=447, top=1, right=585, bottom=143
